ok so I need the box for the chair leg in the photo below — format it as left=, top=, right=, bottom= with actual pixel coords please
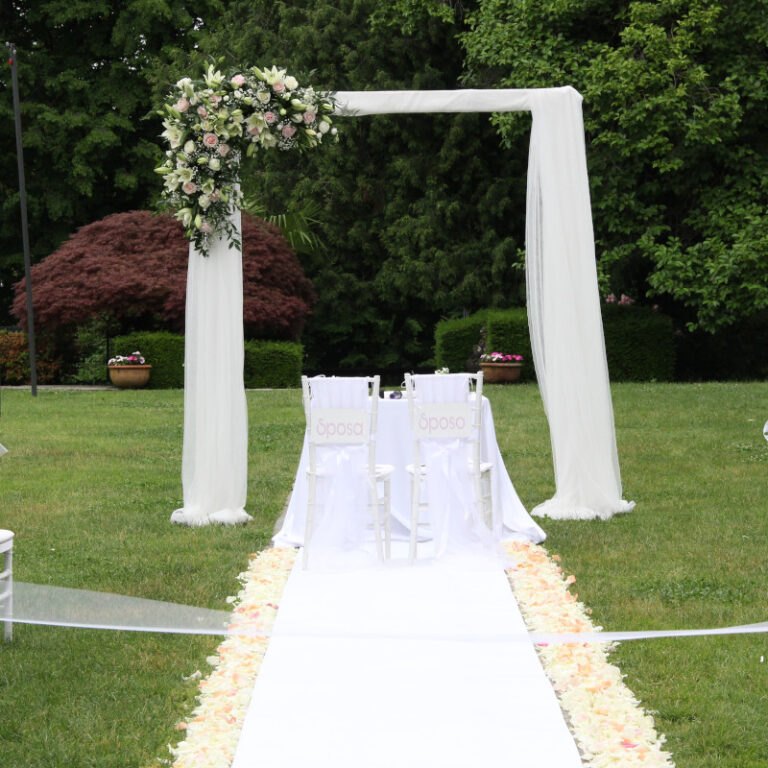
left=304, top=473, right=317, bottom=570
left=383, top=477, right=391, bottom=559
left=2, top=548, right=10, bottom=642
left=370, top=476, right=384, bottom=563
left=409, top=474, right=420, bottom=564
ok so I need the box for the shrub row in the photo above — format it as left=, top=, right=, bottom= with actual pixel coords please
left=0, top=330, right=62, bottom=384
left=111, top=332, right=303, bottom=389
left=434, top=305, right=675, bottom=382
left=433, top=312, right=488, bottom=374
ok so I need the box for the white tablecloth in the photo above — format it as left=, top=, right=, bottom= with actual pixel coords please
left=273, top=397, right=545, bottom=547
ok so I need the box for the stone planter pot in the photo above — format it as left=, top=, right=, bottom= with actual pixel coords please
left=479, top=362, right=522, bottom=383
left=108, top=365, right=152, bottom=389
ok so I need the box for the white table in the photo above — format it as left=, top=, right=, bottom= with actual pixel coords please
left=273, top=397, right=545, bottom=548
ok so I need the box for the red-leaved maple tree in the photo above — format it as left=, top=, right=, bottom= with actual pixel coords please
left=12, top=211, right=315, bottom=339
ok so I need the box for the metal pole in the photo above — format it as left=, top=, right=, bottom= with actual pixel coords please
left=9, top=44, right=38, bottom=396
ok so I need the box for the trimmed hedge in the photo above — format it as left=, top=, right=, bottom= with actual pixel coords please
left=485, top=309, right=535, bottom=381
left=244, top=340, right=302, bottom=388
left=434, top=311, right=488, bottom=373
left=675, top=310, right=768, bottom=381
left=111, top=331, right=185, bottom=389
left=111, top=332, right=303, bottom=389
left=602, top=305, right=674, bottom=381
left=433, top=305, right=675, bottom=382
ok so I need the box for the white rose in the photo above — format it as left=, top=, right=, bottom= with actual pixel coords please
left=209, top=158, right=221, bottom=171
left=284, top=76, right=298, bottom=90
left=198, top=194, right=212, bottom=210
left=184, top=140, right=195, bottom=154
left=319, top=121, right=330, bottom=134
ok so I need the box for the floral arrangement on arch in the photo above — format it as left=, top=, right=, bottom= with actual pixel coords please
left=156, top=64, right=337, bottom=256
left=108, top=351, right=146, bottom=367
left=480, top=351, right=524, bottom=363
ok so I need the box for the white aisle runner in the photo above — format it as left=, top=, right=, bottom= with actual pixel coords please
left=232, top=551, right=582, bottom=768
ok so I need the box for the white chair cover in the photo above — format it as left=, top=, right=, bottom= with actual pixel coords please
left=410, top=374, right=496, bottom=558
left=303, top=377, right=373, bottom=568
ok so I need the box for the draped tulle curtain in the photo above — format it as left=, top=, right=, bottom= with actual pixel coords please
left=525, top=89, right=634, bottom=519
left=336, top=87, right=633, bottom=521
left=171, top=204, right=251, bottom=526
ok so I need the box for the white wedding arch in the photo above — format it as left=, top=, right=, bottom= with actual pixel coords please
left=169, top=84, right=635, bottom=527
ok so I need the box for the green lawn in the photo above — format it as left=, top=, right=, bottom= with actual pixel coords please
left=0, top=384, right=767, bottom=767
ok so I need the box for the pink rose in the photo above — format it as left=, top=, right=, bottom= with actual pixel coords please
left=605, top=293, right=617, bottom=304
left=231, top=74, right=245, bottom=87
left=303, top=112, right=315, bottom=123
left=210, top=94, right=221, bottom=106
left=182, top=181, right=197, bottom=195
left=264, top=111, right=277, bottom=124
left=197, top=106, right=207, bottom=117
left=281, top=124, right=296, bottom=138
left=218, top=144, right=230, bottom=157
left=176, top=98, right=190, bottom=112
left=203, top=133, right=218, bottom=148
left=248, top=125, right=261, bottom=135
left=272, top=82, right=285, bottom=93
left=200, top=221, right=213, bottom=234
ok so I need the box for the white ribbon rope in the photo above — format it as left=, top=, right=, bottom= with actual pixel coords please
left=8, top=583, right=767, bottom=644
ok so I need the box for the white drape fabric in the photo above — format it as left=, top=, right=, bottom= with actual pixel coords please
left=171, top=205, right=251, bottom=526
left=526, top=90, right=634, bottom=519
left=176, top=87, right=633, bottom=526
left=335, top=87, right=633, bottom=520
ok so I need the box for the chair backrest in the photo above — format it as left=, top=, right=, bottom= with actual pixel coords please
left=301, top=376, right=380, bottom=470
left=405, top=372, right=484, bottom=465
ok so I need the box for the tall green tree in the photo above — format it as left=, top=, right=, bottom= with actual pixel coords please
left=183, top=0, right=529, bottom=370
left=461, top=0, right=768, bottom=332
left=0, top=0, right=223, bottom=323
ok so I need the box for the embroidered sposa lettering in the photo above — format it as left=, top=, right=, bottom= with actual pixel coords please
left=413, top=404, right=473, bottom=438
left=311, top=409, right=369, bottom=444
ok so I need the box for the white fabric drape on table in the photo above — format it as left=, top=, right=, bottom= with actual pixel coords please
left=171, top=205, right=251, bottom=526
left=273, top=397, right=545, bottom=547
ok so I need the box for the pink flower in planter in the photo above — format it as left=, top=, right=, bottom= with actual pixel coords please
left=203, top=132, right=219, bottom=148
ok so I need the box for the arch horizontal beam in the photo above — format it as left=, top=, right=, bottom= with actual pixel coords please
left=333, top=87, right=578, bottom=116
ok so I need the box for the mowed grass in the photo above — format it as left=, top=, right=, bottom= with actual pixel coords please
left=0, top=383, right=767, bottom=767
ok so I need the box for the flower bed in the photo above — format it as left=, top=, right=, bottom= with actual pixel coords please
left=168, top=547, right=297, bottom=768
left=503, top=540, right=675, bottom=768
